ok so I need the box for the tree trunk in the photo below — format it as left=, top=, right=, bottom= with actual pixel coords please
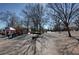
left=66, top=25, right=72, bottom=37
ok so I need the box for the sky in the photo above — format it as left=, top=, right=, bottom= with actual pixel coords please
left=0, top=3, right=26, bottom=29
left=0, top=3, right=78, bottom=29
left=0, top=3, right=25, bottom=15
left=0, top=3, right=54, bottom=29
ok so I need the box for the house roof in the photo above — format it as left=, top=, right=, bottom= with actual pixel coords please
left=9, top=27, right=15, bottom=30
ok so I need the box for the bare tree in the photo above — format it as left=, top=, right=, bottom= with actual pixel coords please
left=23, top=4, right=44, bottom=33
left=23, top=4, right=45, bottom=54
left=23, top=4, right=34, bottom=32
left=31, top=4, right=44, bottom=33
left=74, top=17, right=79, bottom=30
left=0, top=11, right=12, bottom=27
left=48, top=3, right=79, bottom=37
left=0, top=11, right=18, bottom=28
left=53, top=19, right=61, bottom=31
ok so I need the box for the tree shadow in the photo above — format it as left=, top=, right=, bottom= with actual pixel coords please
left=58, top=36, right=79, bottom=55
left=71, top=36, right=79, bottom=42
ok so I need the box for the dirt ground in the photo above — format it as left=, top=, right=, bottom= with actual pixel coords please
left=0, top=31, right=79, bottom=55
left=41, top=31, right=79, bottom=55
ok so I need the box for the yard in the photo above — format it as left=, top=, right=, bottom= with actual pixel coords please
left=0, top=31, right=79, bottom=55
